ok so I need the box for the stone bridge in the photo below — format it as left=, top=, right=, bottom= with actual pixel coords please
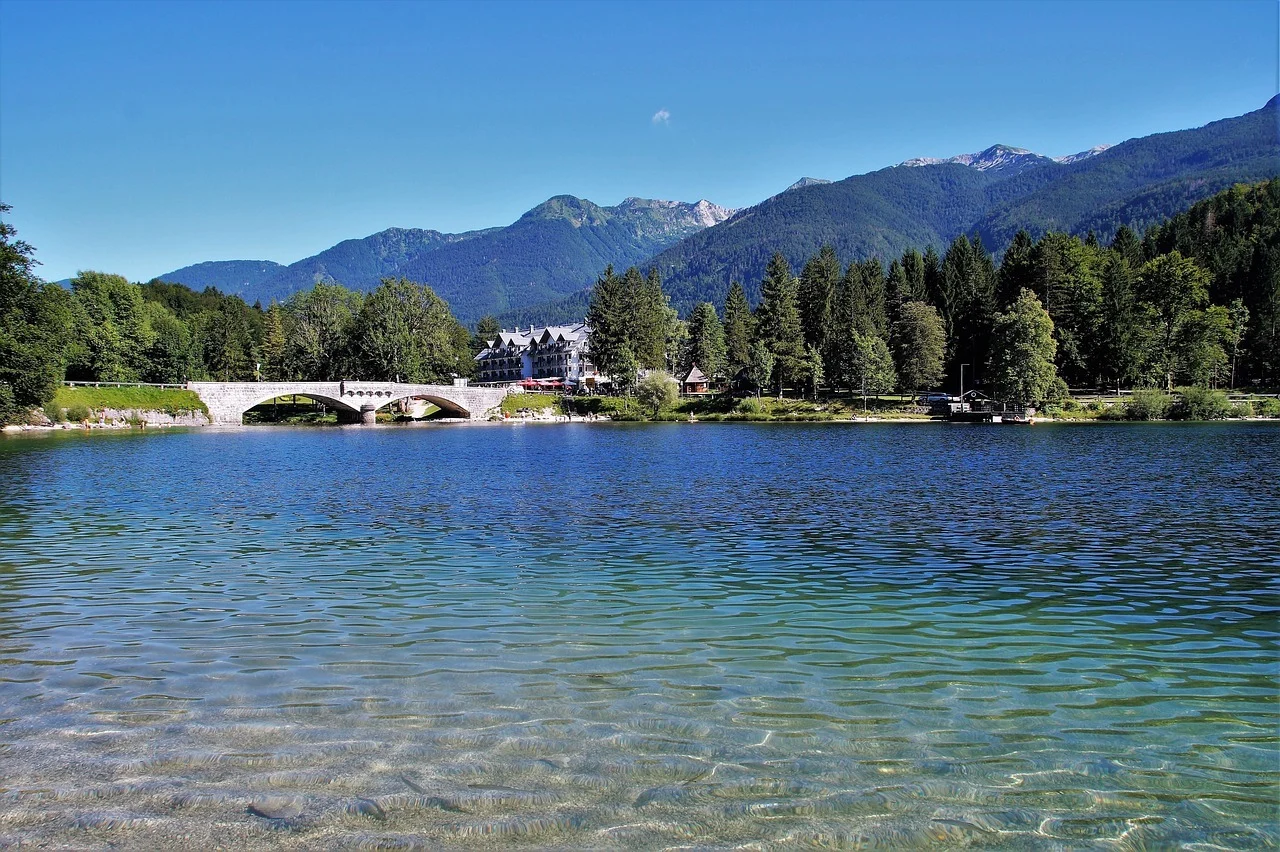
left=187, top=381, right=510, bottom=425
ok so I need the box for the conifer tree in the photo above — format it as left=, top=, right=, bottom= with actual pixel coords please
left=722, top=281, right=754, bottom=379
left=682, top=301, right=726, bottom=378
left=754, top=252, right=805, bottom=396
left=858, top=258, right=888, bottom=339
left=798, top=245, right=839, bottom=353
left=997, top=230, right=1036, bottom=309
left=586, top=265, right=634, bottom=388
left=626, top=267, right=669, bottom=371
left=261, top=301, right=288, bottom=380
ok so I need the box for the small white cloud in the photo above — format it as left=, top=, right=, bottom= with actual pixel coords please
left=651, top=108, right=671, bottom=125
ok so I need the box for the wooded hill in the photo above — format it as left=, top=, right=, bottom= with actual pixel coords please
left=641, top=97, right=1279, bottom=318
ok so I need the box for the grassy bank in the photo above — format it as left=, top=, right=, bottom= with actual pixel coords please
left=50, top=386, right=209, bottom=420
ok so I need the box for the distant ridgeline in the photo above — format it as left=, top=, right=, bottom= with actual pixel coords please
left=642, top=96, right=1279, bottom=316
left=156, top=198, right=733, bottom=325
left=151, top=99, right=1278, bottom=327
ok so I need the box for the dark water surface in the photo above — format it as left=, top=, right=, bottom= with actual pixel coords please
left=0, top=422, right=1277, bottom=849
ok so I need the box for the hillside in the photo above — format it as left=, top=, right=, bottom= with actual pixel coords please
left=635, top=97, right=1279, bottom=315
left=156, top=197, right=731, bottom=323
left=152, top=260, right=286, bottom=297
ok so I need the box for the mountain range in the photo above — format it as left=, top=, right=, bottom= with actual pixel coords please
left=157, top=97, right=1279, bottom=324
left=158, top=198, right=731, bottom=323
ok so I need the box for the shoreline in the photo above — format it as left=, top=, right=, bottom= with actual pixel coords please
left=7, top=415, right=1279, bottom=435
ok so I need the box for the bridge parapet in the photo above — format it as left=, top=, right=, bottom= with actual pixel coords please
left=186, top=381, right=509, bottom=425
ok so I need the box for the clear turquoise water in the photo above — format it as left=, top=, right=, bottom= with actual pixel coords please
left=0, top=422, right=1276, bottom=849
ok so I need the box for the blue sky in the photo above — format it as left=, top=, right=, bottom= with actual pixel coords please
left=1, top=0, right=1275, bottom=282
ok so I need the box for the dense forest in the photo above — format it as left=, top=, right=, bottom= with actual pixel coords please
left=584, top=181, right=1279, bottom=401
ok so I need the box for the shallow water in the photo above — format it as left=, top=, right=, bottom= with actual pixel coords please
left=0, top=422, right=1277, bottom=849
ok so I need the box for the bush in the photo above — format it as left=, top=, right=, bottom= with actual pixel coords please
left=1253, top=397, right=1280, bottom=417
left=1124, top=389, right=1173, bottom=421
left=735, top=397, right=766, bottom=415
left=1230, top=401, right=1254, bottom=418
left=64, top=404, right=92, bottom=423
left=636, top=372, right=678, bottom=418
left=1170, top=387, right=1232, bottom=421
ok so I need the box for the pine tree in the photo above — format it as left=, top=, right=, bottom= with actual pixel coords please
left=628, top=267, right=669, bottom=370
left=261, top=301, right=288, bottom=380
left=754, top=252, right=805, bottom=396
left=798, top=245, right=839, bottom=353
left=858, top=258, right=887, bottom=339
left=586, top=265, right=634, bottom=388
left=683, top=301, right=726, bottom=378
left=997, top=230, right=1036, bottom=309
left=722, top=281, right=754, bottom=379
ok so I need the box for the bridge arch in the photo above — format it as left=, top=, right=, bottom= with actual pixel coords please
left=370, top=390, right=473, bottom=419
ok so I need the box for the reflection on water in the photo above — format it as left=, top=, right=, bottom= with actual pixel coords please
left=0, top=423, right=1277, bottom=849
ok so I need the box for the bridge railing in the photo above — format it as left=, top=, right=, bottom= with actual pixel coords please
left=64, top=381, right=188, bottom=389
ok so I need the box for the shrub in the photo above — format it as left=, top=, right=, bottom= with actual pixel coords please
left=1253, top=397, right=1280, bottom=417
left=64, top=404, right=92, bottom=423
left=735, top=397, right=766, bottom=415
left=1124, top=389, right=1173, bottom=421
left=1171, top=387, right=1232, bottom=421
left=1230, top=402, right=1254, bottom=418
left=636, top=372, right=678, bottom=418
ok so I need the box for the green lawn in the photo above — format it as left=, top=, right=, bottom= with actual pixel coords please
left=51, top=386, right=209, bottom=418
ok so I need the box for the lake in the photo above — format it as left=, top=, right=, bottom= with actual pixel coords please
left=1, top=422, right=1276, bottom=849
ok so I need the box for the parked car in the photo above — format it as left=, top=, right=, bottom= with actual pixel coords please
left=917, top=393, right=952, bottom=405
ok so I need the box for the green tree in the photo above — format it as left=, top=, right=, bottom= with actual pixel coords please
left=1176, top=305, right=1231, bottom=387
left=893, top=301, right=946, bottom=393
left=839, top=331, right=897, bottom=399
left=69, top=271, right=155, bottom=381
left=586, top=265, right=635, bottom=388
left=1095, top=253, right=1152, bottom=390
left=1225, top=298, right=1249, bottom=389
left=798, top=245, right=839, bottom=352
left=997, top=230, right=1036, bottom=309
left=722, top=281, right=754, bottom=378
left=0, top=205, right=72, bottom=421
left=754, top=251, right=805, bottom=396
left=1138, top=251, right=1210, bottom=390
left=354, top=277, right=464, bottom=383
left=800, top=345, right=824, bottom=399
left=629, top=267, right=669, bottom=370
left=858, top=258, right=888, bottom=340
left=473, top=315, right=501, bottom=357
left=202, top=298, right=257, bottom=381
left=988, top=289, right=1059, bottom=405
left=260, top=301, right=289, bottom=380
left=636, top=370, right=677, bottom=417
left=284, top=281, right=361, bottom=380
left=745, top=339, right=775, bottom=397
left=682, top=301, right=726, bottom=378
left=141, top=302, right=194, bottom=383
